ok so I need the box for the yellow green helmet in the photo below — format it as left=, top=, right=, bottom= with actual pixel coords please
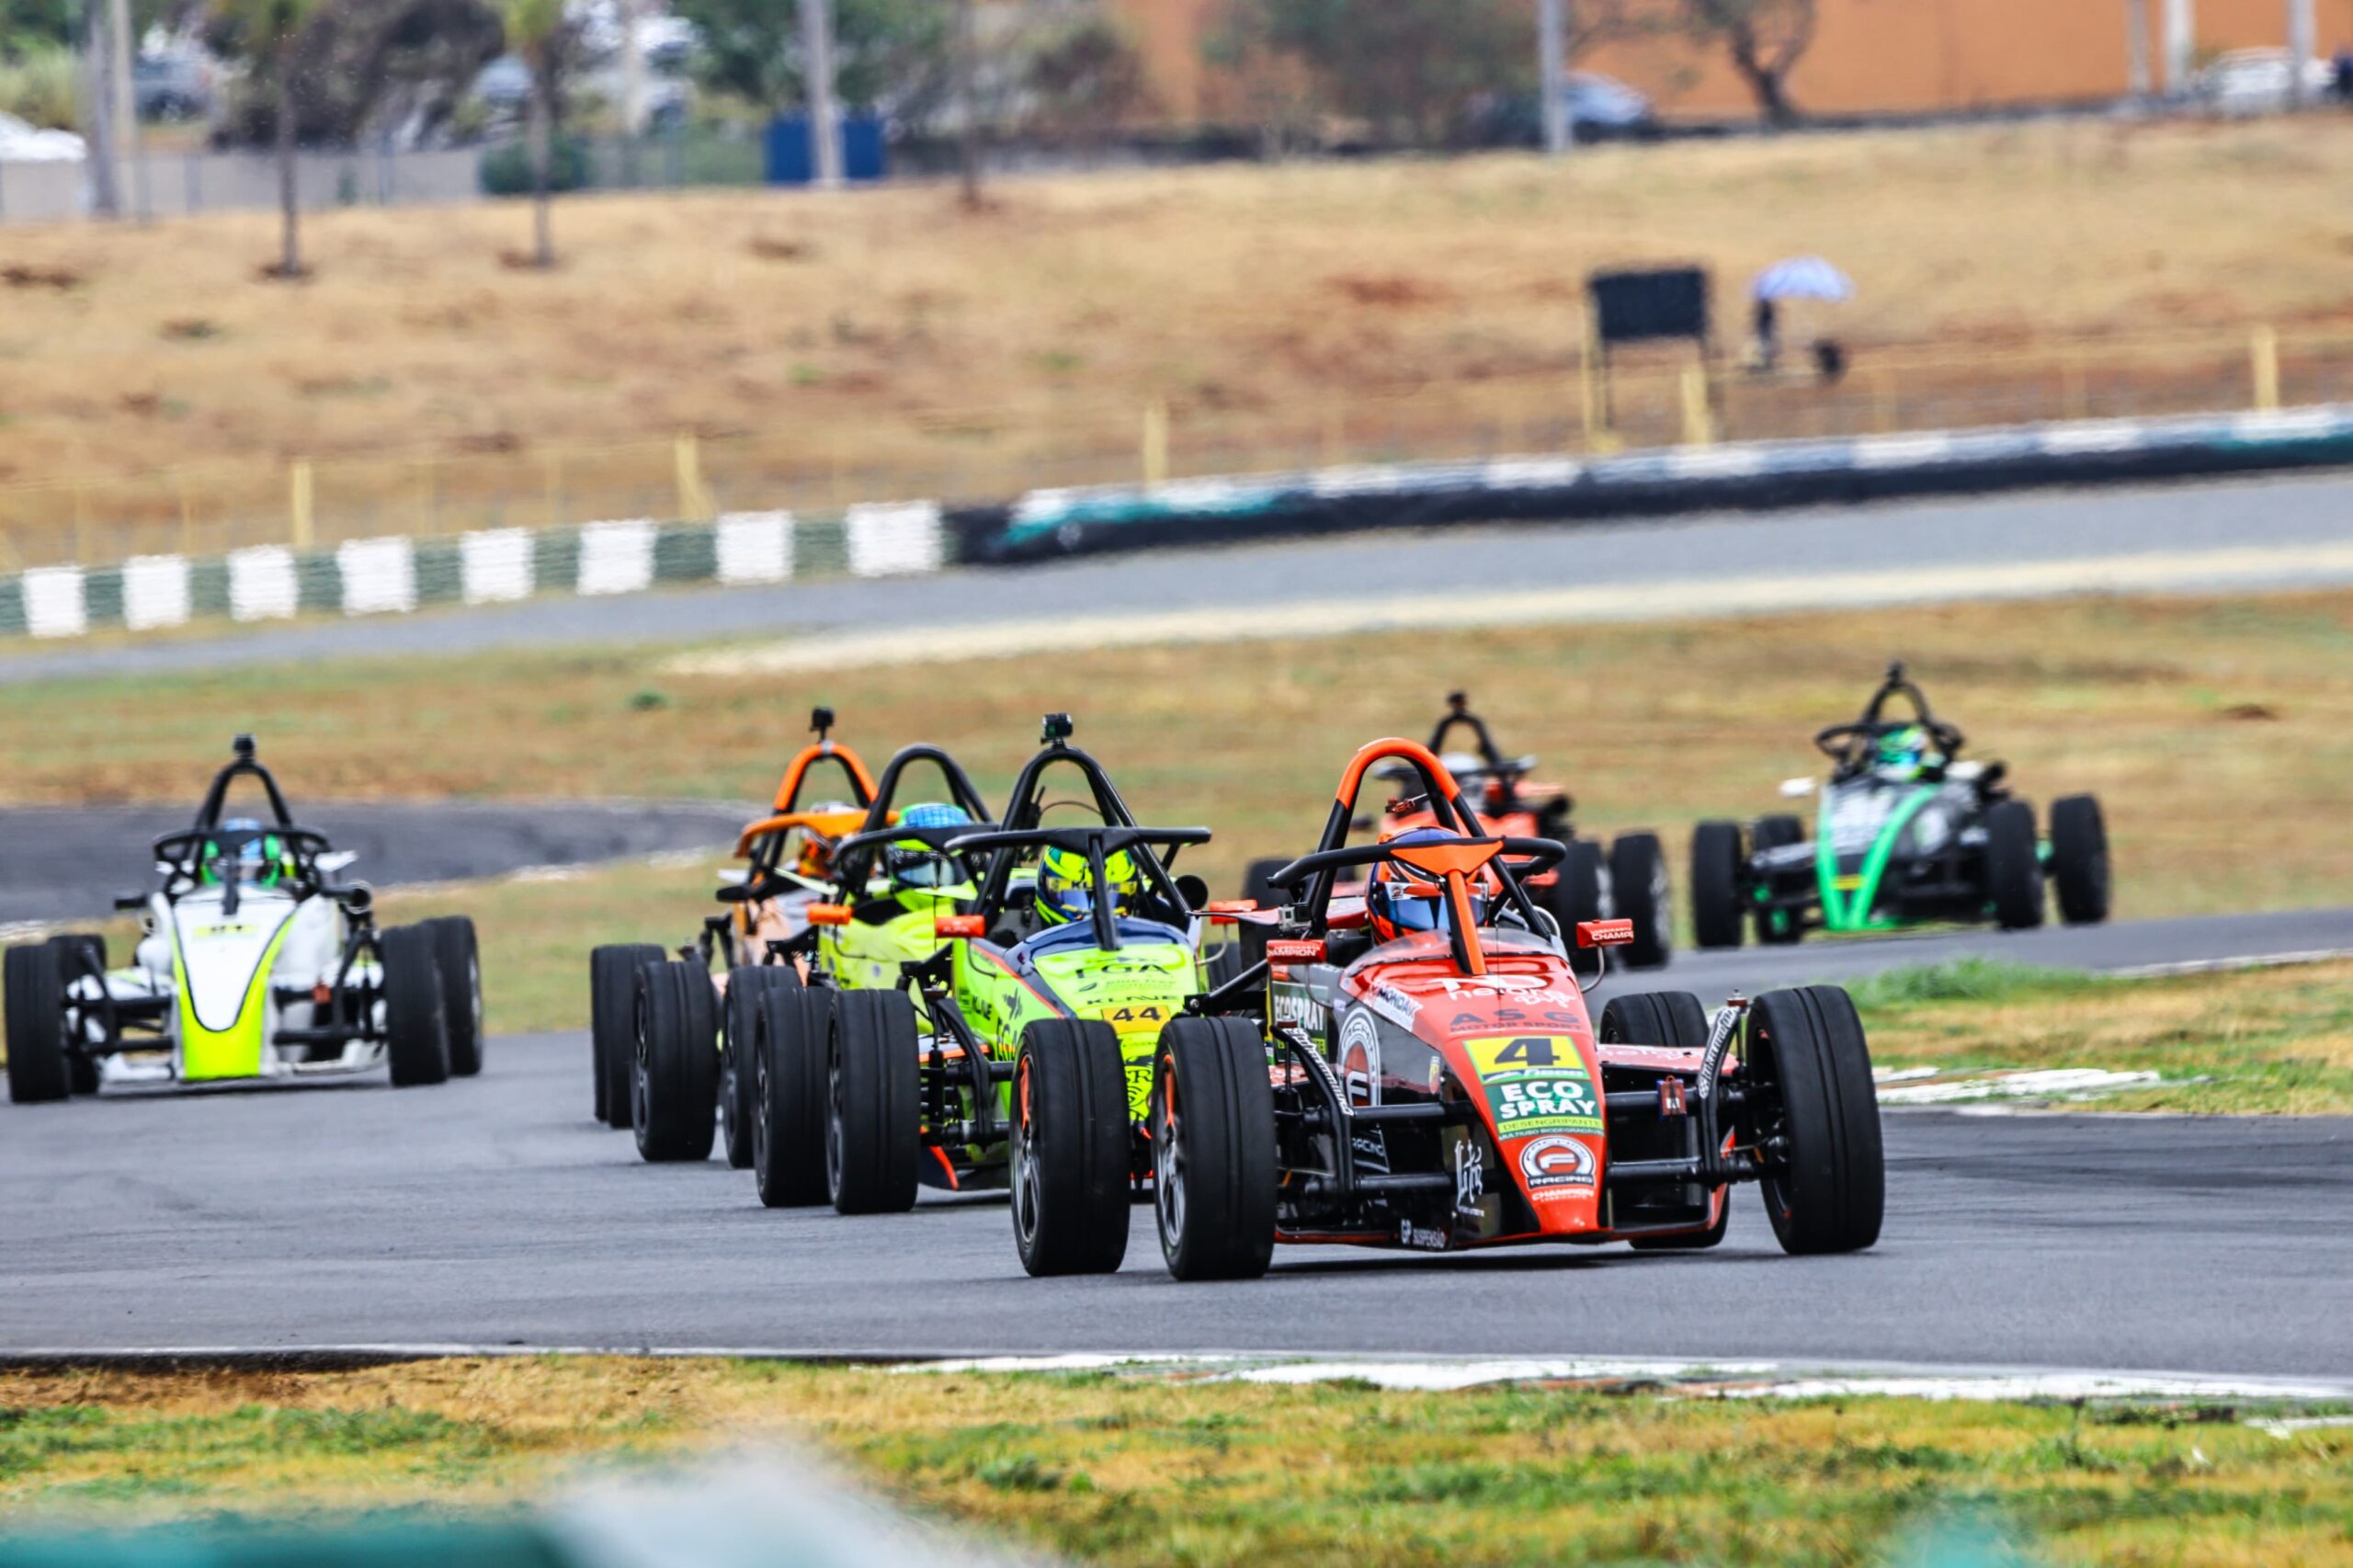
left=1037, top=843, right=1139, bottom=926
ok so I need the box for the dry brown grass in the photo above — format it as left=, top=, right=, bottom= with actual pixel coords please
left=6, top=115, right=2353, bottom=561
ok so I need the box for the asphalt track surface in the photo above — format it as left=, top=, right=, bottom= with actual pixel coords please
left=6, top=472, right=2353, bottom=684
left=3, top=1028, right=2347, bottom=1375
left=0, top=801, right=753, bottom=926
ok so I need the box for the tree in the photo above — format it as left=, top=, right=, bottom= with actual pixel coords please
left=214, top=0, right=325, bottom=276
left=1661, top=0, right=1815, bottom=126
left=677, top=0, right=949, bottom=116
left=1021, top=8, right=1152, bottom=149
left=1208, top=0, right=1533, bottom=147
left=500, top=0, right=565, bottom=267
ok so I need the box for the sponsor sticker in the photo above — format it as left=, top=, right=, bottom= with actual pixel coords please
left=1490, top=1074, right=1602, bottom=1135
left=1518, top=1133, right=1597, bottom=1200
left=1460, top=1034, right=1581, bottom=1081
left=1397, top=1219, right=1450, bottom=1252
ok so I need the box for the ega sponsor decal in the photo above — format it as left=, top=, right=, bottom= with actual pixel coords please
left=1491, top=1075, right=1601, bottom=1134
left=1518, top=1133, right=1596, bottom=1199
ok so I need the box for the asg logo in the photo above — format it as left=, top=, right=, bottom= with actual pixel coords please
left=1518, top=1134, right=1596, bottom=1192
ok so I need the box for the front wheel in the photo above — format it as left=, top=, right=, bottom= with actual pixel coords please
left=1689, top=822, right=1745, bottom=950
left=423, top=916, right=484, bottom=1077
left=1608, top=832, right=1672, bottom=970
left=825, top=989, right=920, bottom=1214
left=633, top=959, right=718, bottom=1162
left=4, top=942, right=72, bottom=1104
left=1743, top=986, right=1883, bottom=1256
left=755, top=985, right=833, bottom=1208
left=1601, top=990, right=1726, bottom=1252
left=1011, top=1019, right=1132, bottom=1277
left=1152, top=1016, right=1277, bottom=1281
left=1985, top=800, right=2045, bottom=930
left=2049, top=794, right=2110, bottom=926
left=381, top=924, right=450, bottom=1088
left=47, top=934, right=107, bottom=1095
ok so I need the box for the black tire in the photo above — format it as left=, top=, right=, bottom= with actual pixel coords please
left=1749, top=814, right=1806, bottom=945
left=825, top=989, right=920, bottom=1214
left=755, top=984, right=834, bottom=1207
left=46, top=934, right=107, bottom=1096
left=1985, top=799, right=2045, bottom=930
left=2050, top=794, right=2110, bottom=926
left=1151, top=1015, right=1277, bottom=1281
left=1689, top=821, right=1745, bottom=950
left=1601, top=990, right=1727, bottom=1251
left=1744, top=986, right=1883, bottom=1255
left=722, top=965, right=800, bottom=1170
left=5, top=942, right=72, bottom=1104
left=423, top=916, right=484, bottom=1077
left=590, top=943, right=664, bottom=1129
left=633, top=960, right=719, bottom=1162
left=381, top=924, right=451, bottom=1088
left=1236, top=856, right=1290, bottom=971
left=1550, top=839, right=1609, bottom=981
left=1011, top=1018, right=1133, bottom=1276
left=1607, top=833, right=1672, bottom=970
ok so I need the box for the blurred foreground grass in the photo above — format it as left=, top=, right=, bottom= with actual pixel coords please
left=1, top=1358, right=2347, bottom=1566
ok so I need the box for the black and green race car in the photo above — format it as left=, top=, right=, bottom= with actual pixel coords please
left=1690, top=664, right=2110, bottom=947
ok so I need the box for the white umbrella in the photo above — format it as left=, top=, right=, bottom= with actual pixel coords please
left=1752, top=256, right=1855, bottom=302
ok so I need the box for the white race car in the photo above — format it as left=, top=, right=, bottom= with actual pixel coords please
left=4, top=736, right=483, bottom=1101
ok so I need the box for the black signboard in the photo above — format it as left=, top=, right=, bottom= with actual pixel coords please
left=1588, top=267, right=1711, bottom=347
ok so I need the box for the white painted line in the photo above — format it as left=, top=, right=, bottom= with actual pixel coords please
left=1481, top=457, right=1583, bottom=490
left=20, top=565, right=86, bottom=639
left=336, top=535, right=418, bottom=617
left=845, top=501, right=944, bottom=577
left=1663, top=446, right=1767, bottom=480
left=578, top=518, right=658, bottom=597
left=1311, top=466, right=1407, bottom=498
left=2103, top=948, right=2353, bottom=980
left=460, top=528, right=535, bottom=605
left=715, top=511, right=794, bottom=585
left=2039, top=420, right=2146, bottom=455
left=227, top=545, right=299, bottom=622
left=668, top=538, right=2353, bottom=676
left=2252, top=1414, right=2353, bottom=1437
left=1849, top=432, right=1955, bottom=468
left=120, top=554, right=191, bottom=631
left=2232, top=408, right=2342, bottom=442
left=1876, top=1068, right=2161, bottom=1105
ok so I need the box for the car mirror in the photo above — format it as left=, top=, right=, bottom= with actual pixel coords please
left=1175, top=873, right=1210, bottom=911
left=716, top=883, right=758, bottom=904
left=315, top=850, right=357, bottom=871
left=805, top=903, right=852, bottom=926
left=1266, top=938, right=1326, bottom=963
left=934, top=915, right=986, bottom=939
left=113, top=892, right=147, bottom=912
left=1576, top=918, right=1635, bottom=949
left=715, top=867, right=749, bottom=885
left=1779, top=777, right=1816, bottom=798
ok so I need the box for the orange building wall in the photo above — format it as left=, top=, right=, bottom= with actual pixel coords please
left=1108, top=0, right=2353, bottom=125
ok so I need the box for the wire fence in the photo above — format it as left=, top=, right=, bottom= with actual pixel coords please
left=5, top=322, right=2348, bottom=574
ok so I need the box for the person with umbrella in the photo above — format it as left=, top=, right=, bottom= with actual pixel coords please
left=1751, top=256, right=1855, bottom=378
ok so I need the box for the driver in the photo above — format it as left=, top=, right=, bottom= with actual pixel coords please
left=1036, top=844, right=1141, bottom=926
left=199, top=818, right=294, bottom=888
left=1365, top=828, right=1491, bottom=944
left=880, top=801, right=972, bottom=893
left=792, top=800, right=858, bottom=881
left=1871, top=724, right=1942, bottom=782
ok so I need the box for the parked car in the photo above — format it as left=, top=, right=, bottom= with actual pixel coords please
left=133, top=52, right=214, bottom=121
left=1463, top=73, right=1659, bottom=148
left=2190, top=49, right=2332, bottom=115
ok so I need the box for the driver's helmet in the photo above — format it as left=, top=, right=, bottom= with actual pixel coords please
left=1874, top=724, right=1930, bottom=778
left=201, top=818, right=290, bottom=888
left=1036, top=843, right=1141, bottom=926
left=1366, top=827, right=1490, bottom=945
left=793, top=800, right=856, bottom=879
left=882, top=801, right=971, bottom=892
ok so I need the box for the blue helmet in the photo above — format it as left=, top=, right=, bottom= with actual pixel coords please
left=883, top=801, right=971, bottom=891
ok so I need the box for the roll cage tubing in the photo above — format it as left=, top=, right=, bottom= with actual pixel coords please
left=1267, top=739, right=1564, bottom=977
left=1815, top=662, right=1965, bottom=776
left=1427, top=692, right=1511, bottom=777
left=826, top=744, right=998, bottom=895
left=768, top=710, right=880, bottom=815
left=162, top=737, right=335, bottom=907
left=190, top=735, right=298, bottom=832
left=951, top=825, right=1210, bottom=953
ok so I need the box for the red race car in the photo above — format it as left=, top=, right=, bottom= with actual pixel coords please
left=1011, top=738, right=1882, bottom=1281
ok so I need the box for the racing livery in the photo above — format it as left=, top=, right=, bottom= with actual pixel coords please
left=1691, top=664, right=2112, bottom=947
left=1011, top=738, right=1885, bottom=1280
left=4, top=735, right=480, bottom=1101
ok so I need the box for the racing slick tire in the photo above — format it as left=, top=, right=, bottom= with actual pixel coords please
left=2049, top=794, right=2110, bottom=926
left=1552, top=839, right=1610, bottom=980
left=1689, top=822, right=1746, bottom=950
left=381, top=924, right=451, bottom=1088
left=590, top=943, right=665, bottom=1128
left=423, top=916, right=484, bottom=1078
left=723, top=965, right=800, bottom=1170
left=825, top=989, right=920, bottom=1214
left=1607, top=833, right=1672, bottom=970
left=1749, top=815, right=1805, bottom=945
left=46, top=934, right=107, bottom=1095
left=1985, top=800, right=2046, bottom=931
left=4, top=942, right=73, bottom=1104
left=1600, top=991, right=1726, bottom=1251
left=633, top=960, right=719, bottom=1162
left=1152, top=1016, right=1277, bottom=1281
left=755, top=984, right=834, bottom=1208
left=1236, top=856, right=1290, bottom=973
left=1011, top=1018, right=1132, bottom=1277
left=1744, top=986, right=1883, bottom=1256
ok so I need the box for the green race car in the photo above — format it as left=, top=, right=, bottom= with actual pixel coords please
left=748, top=714, right=1222, bottom=1219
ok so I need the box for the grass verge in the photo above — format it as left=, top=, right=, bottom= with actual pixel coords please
left=1, top=1358, right=2347, bottom=1566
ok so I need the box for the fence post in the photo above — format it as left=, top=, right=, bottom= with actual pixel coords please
left=674, top=433, right=713, bottom=520
left=289, top=460, right=313, bottom=551
left=2251, top=325, right=2280, bottom=413
left=1678, top=365, right=1714, bottom=447
left=1142, top=399, right=1168, bottom=488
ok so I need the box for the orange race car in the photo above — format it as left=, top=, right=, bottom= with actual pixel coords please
left=1236, top=695, right=1670, bottom=971
left=585, top=708, right=884, bottom=1163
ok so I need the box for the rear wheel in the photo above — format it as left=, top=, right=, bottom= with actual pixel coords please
left=723, top=965, right=800, bottom=1170
left=633, top=960, right=718, bottom=1162
left=1689, top=822, right=1745, bottom=950
left=825, top=989, right=920, bottom=1214
left=46, top=934, right=107, bottom=1095
left=1749, top=815, right=1805, bottom=945
left=1601, top=991, right=1725, bottom=1251
left=381, top=924, right=450, bottom=1088
left=423, top=916, right=484, bottom=1077
left=1011, top=1018, right=1132, bottom=1277
left=755, top=985, right=833, bottom=1207
left=1608, top=833, right=1672, bottom=970
left=590, top=943, right=664, bottom=1128
left=2050, top=795, right=2110, bottom=926
left=1552, top=839, right=1609, bottom=980
left=5, top=942, right=72, bottom=1104
left=1985, top=800, right=2045, bottom=930
left=1743, top=986, right=1883, bottom=1255
left=1236, top=856, right=1290, bottom=972
left=1152, top=1016, right=1277, bottom=1281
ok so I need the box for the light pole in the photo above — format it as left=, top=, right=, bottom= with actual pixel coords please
left=1539, top=0, right=1569, bottom=155
left=2124, top=0, right=2153, bottom=97
left=2286, top=0, right=2315, bottom=108
left=2163, top=0, right=2194, bottom=93
left=801, top=0, right=843, bottom=187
